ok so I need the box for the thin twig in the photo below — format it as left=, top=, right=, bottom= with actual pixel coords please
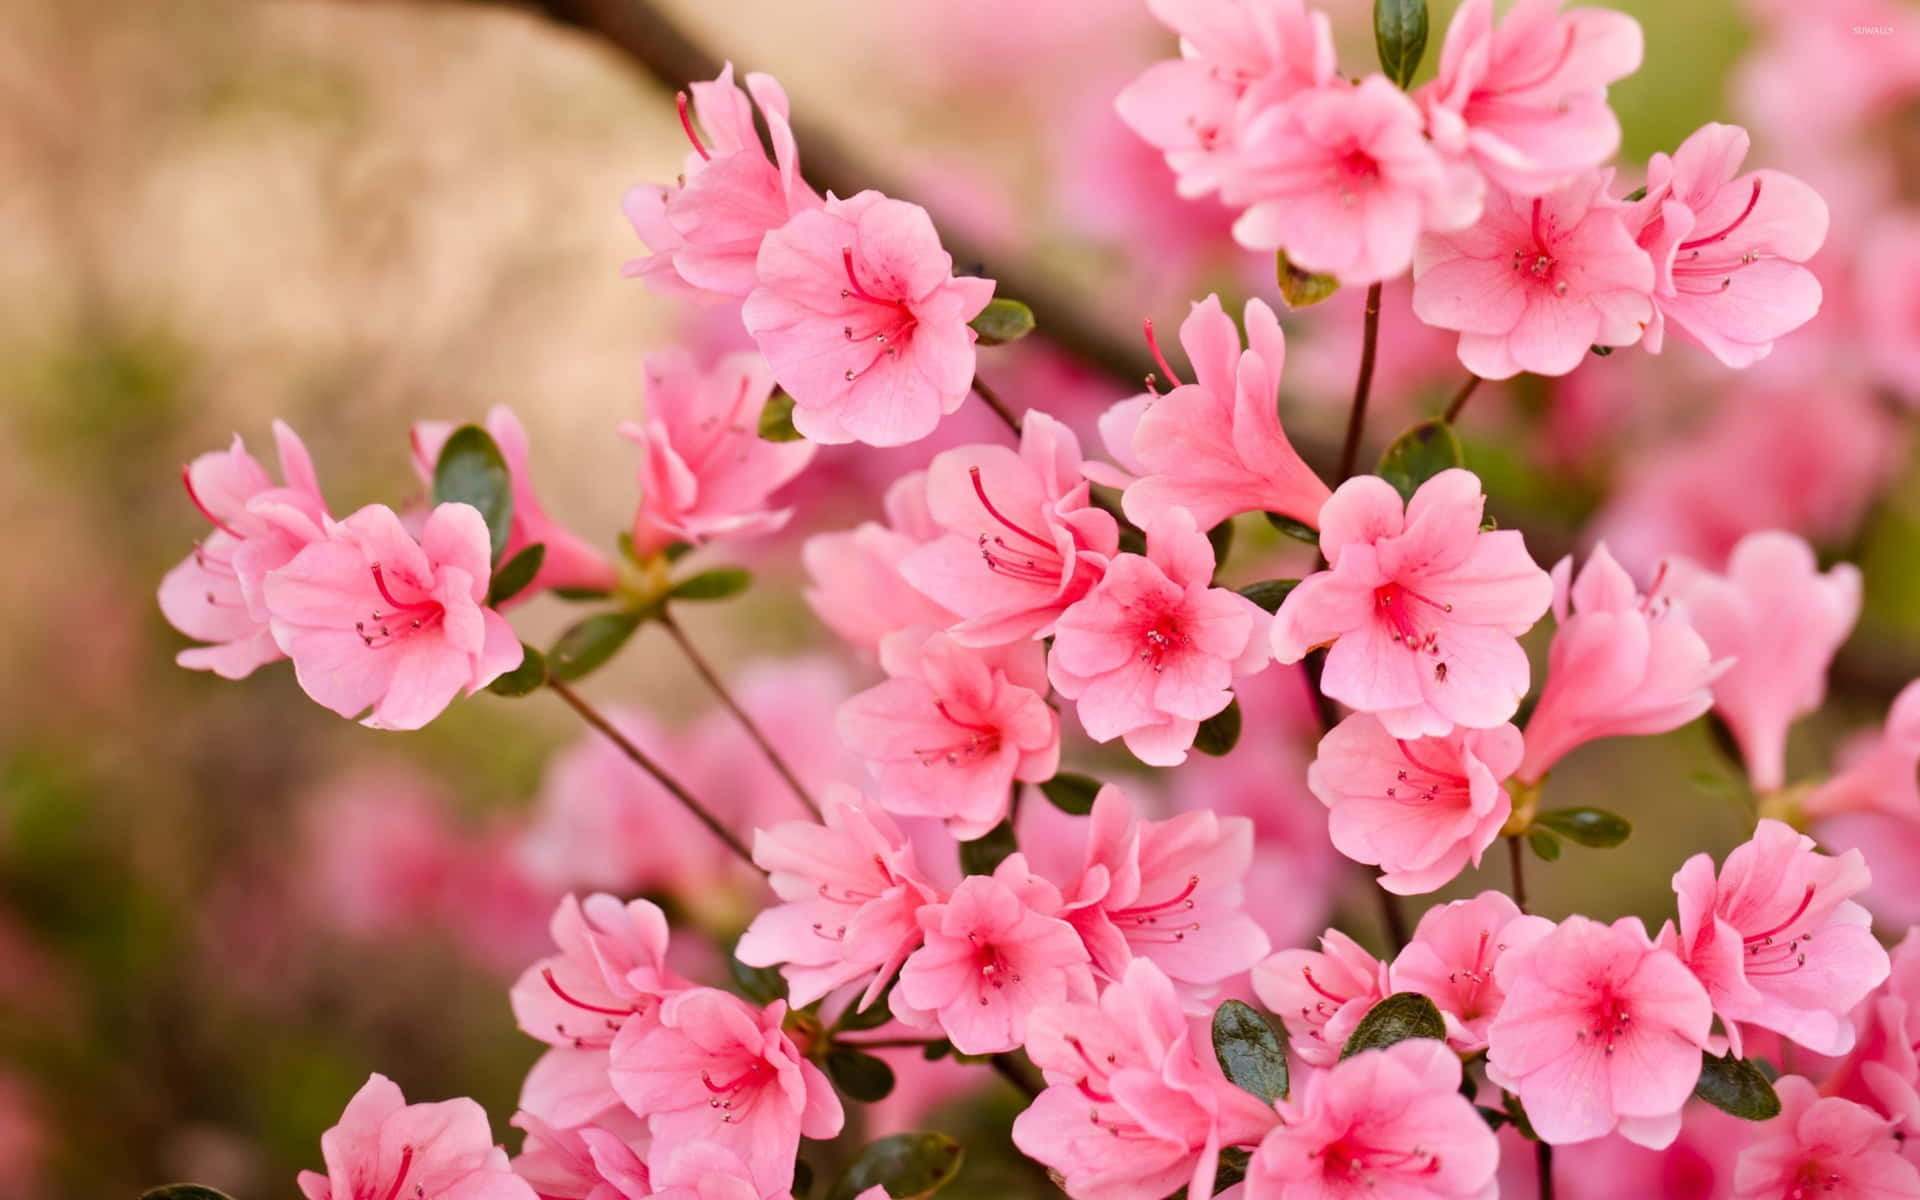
left=1442, top=373, right=1482, bottom=424
left=1375, top=884, right=1410, bottom=954
left=971, top=374, right=1022, bottom=436
left=661, top=613, right=821, bottom=821
left=1508, top=835, right=1529, bottom=914
left=1335, top=282, right=1385, bottom=482
left=1537, top=1139, right=1554, bottom=1200
left=990, top=1052, right=1042, bottom=1099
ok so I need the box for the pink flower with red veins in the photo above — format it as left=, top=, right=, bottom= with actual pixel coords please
left=1413, top=171, right=1655, bottom=378
left=1050, top=509, right=1271, bottom=767
left=1486, top=915, right=1713, bottom=1148
left=160, top=420, right=329, bottom=679
left=1391, top=891, right=1555, bottom=1053
left=1225, top=75, right=1484, bottom=283
left=411, top=406, right=618, bottom=600
left=622, top=64, right=822, bottom=301
left=838, top=628, right=1058, bottom=839
left=618, top=351, right=815, bottom=559
left=1013, top=958, right=1280, bottom=1200
left=1731, top=1076, right=1920, bottom=1200
left=1417, top=0, right=1644, bottom=196
left=1517, top=543, right=1725, bottom=783
left=900, top=411, right=1119, bottom=645
left=1308, top=713, right=1525, bottom=895
left=1824, top=930, right=1920, bottom=1135
left=608, top=988, right=842, bottom=1197
left=1660, top=819, right=1889, bottom=1059
left=297, top=1073, right=535, bottom=1200
left=1245, top=1039, right=1501, bottom=1200
left=804, top=471, right=956, bottom=655
left=1252, top=929, right=1391, bottom=1068
left=1666, top=531, right=1862, bottom=793
left=735, top=785, right=942, bottom=1013
left=743, top=189, right=995, bottom=447
left=891, top=855, right=1094, bottom=1055
left=1271, top=469, right=1554, bottom=738
left=263, top=503, right=522, bottom=731
left=1108, top=294, right=1331, bottom=532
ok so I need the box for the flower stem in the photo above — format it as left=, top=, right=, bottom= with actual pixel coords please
left=1508, top=834, right=1529, bottom=914
left=971, top=374, right=1022, bottom=435
left=1443, top=373, right=1483, bottom=424
left=990, top=1052, right=1042, bottom=1099
left=661, top=613, right=822, bottom=821
left=1335, top=282, right=1385, bottom=482
left=1537, top=1138, right=1554, bottom=1200
left=1376, top=883, right=1410, bottom=953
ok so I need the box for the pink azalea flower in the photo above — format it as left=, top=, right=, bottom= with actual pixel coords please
left=263, top=502, right=523, bottom=730
left=1628, top=123, right=1829, bottom=368
left=1225, top=75, right=1483, bottom=283
left=607, top=987, right=842, bottom=1196
left=1517, top=544, right=1725, bottom=782
left=509, top=1109, right=651, bottom=1200
left=1308, top=712, right=1525, bottom=895
left=1807, top=683, right=1920, bottom=924
left=1050, top=509, right=1271, bottom=766
left=1486, top=915, right=1713, bottom=1148
left=1862, top=215, right=1920, bottom=405
left=1824, top=930, right=1920, bottom=1135
left=1412, top=170, right=1655, bottom=379
left=900, top=411, right=1119, bottom=645
left=1110, top=294, right=1331, bottom=532
left=1013, top=958, right=1280, bottom=1200
left=742, top=189, right=995, bottom=447
left=1667, top=532, right=1863, bottom=793
left=803, top=471, right=956, bottom=655
left=1390, top=891, right=1555, bottom=1053
left=1252, top=929, right=1391, bottom=1068
left=1731, top=1076, right=1920, bottom=1200
left=1245, top=1038, right=1501, bottom=1199
left=891, top=856, right=1095, bottom=1054
left=410, top=406, right=618, bottom=600
left=1271, top=469, right=1554, bottom=737
left=297, top=1073, right=535, bottom=1200
left=1418, top=0, right=1644, bottom=196
left=618, top=351, right=815, bottom=559
left=510, top=892, right=690, bottom=1059
left=1661, top=819, right=1889, bottom=1058
left=159, top=420, right=329, bottom=679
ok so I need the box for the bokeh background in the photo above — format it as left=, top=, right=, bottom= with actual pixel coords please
left=4, top=0, right=1919, bottom=1195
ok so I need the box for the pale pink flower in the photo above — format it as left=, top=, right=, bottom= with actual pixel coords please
left=509, top=1109, right=651, bottom=1200
left=263, top=503, right=522, bottom=731
left=1732, top=1075, right=1920, bottom=1200
left=1824, top=930, right=1920, bottom=1135
left=296, top=763, right=461, bottom=940
left=1246, top=1038, right=1501, bottom=1199
left=1418, top=0, right=1644, bottom=195
left=1014, top=958, right=1279, bottom=1200
left=1110, top=294, right=1330, bottom=532
left=510, top=894, right=690, bottom=1056
left=1271, top=469, right=1554, bottom=737
left=1252, top=929, right=1391, bottom=1068
left=1808, top=683, right=1920, bottom=923
left=1390, top=891, right=1555, bottom=1053
left=297, top=1074, right=535, bottom=1200
left=1487, top=915, right=1713, bottom=1148
left=1518, top=544, right=1724, bottom=782
left=160, top=420, right=329, bottom=679
left=742, top=189, right=995, bottom=447
left=1413, top=171, right=1655, bottom=378
left=803, top=471, right=955, bottom=654
left=1862, top=215, right=1920, bottom=405
left=1309, top=713, right=1524, bottom=895
left=1667, top=532, right=1863, bottom=792
left=410, top=406, right=617, bottom=599
left=1662, top=819, right=1888, bottom=1058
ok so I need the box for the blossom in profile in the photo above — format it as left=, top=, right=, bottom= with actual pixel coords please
left=297, top=1074, right=534, bottom=1200
left=1730, top=1076, right=1920, bottom=1200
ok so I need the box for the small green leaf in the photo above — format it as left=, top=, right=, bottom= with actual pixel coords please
left=1276, top=252, right=1340, bottom=310
left=1341, top=991, right=1447, bottom=1058
left=826, top=1132, right=965, bottom=1200
left=834, top=985, right=896, bottom=1032
left=1039, top=772, right=1101, bottom=816
left=488, top=542, right=547, bottom=607
left=547, top=611, right=644, bottom=682
left=663, top=540, right=696, bottom=564
left=1207, top=518, right=1236, bottom=567
left=1212, top=1000, right=1289, bottom=1103
left=433, top=424, right=514, bottom=563
left=142, top=1188, right=238, bottom=1200
left=1373, top=0, right=1430, bottom=88
left=1622, top=184, right=1649, bottom=203
left=1237, top=579, right=1300, bottom=614
left=670, top=566, right=751, bottom=601
left=969, top=297, right=1036, bottom=346
left=1193, top=698, right=1242, bottom=757
left=921, top=1038, right=954, bottom=1061
left=729, top=949, right=788, bottom=1006
left=760, top=390, right=804, bottom=442
left=958, top=820, right=1018, bottom=876
left=1694, top=1052, right=1784, bottom=1120
left=1527, top=829, right=1563, bottom=861
left=826, top=1046, right=898, bottom=1103
left=1590, top=344, right=1615, bottom=357
left=1535, top=806, right=1633, bottom=848
left=552, top=586, right=613, bottom=601
left=1376, top=418, right=1465, bottom=502
left=487, top=644, right=547, bottom=696
left=1264, top=512, right=1320, bottom=543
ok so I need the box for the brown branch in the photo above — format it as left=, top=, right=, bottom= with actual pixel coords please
left=661, top=613, right=821, bottom=821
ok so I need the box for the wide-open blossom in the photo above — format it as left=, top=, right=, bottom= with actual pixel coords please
left=1013, top=958, right=1279, bottom=1200
left=1272, top=469, right=1554, bottom=737
left=1309, top=713, right=1524, bottom=895
left=263, top=503, right=522, bottom=731
left=1413, top=171, right=1655, bottom=379
left=297, top=1074, right=535, bottom=1200
left=1253, top=929, right=1391, bottom=1068
left=742, top=189, right=995, bottom=446
left=1487, top=915, right=1713, bottom=1148
left=1391, top=891, right=1555, bottom=1053
left=803, top=471, right=956, bottom=654
left=1731, top=1076, right=1920, bottom=1200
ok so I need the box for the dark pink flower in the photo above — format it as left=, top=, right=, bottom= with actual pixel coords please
left=1391, top=891, right=1554, bottom=1053
left=1731, top=1076, right=1920, bottom=1200
left=1253, top=929, right=1391, bottom=1068
left=297, top=1074, right=534, bottom=1200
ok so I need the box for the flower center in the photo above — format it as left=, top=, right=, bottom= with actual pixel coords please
left=1671, top=179, right=1768, bottom=296
left=1743, top=884, right=1817, bottom=978
left=969, top=466, right=1064, bottom=585
left=1109, top=874, right=1203, bottom=945
left=1386, top=739, right=1473, bottom=808
left=1510, top=198, right=1568, bottom=295
left=1577, top=990, right=1633, bottom=1055
left=1137, top=619, right=1191, bottom=672
left=700, top=1058, right=770, bottom=1124
left=911, top=700, right=1005, bottom=766
left=357, top=563, right=445, bottom=648
left=1373, top=584, right=1453, bottom=681
left=838, top=247, right=919, bottom=382
left=969, top=933, right=1022, bottom=996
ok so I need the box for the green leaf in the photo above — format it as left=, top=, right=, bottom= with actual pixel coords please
left=432, top=424, right=514, bottom=563
left=827, top=1132, right=965, bottom=1200
left=958, top=820, right=1017, bottom=876
left=487, top=644, right=547, bottom=696
left=1341, top=991, right=1447, bottom=1058
left=552, top=586, right=613, bottom=601
left=760, top=390, right=804, bottom=442
left=1193, top=697, right=1242, bottom=757
left=488, top=542, right=547, bottom=607
left=1207, top=518, right=1235, bottom=567
left=1212, top=1000, right=1289, bottom=1103
left=1373, top=0, right=1430, bottom=88
left=1527, top=829, right=1563, bottom=861
left=1694, top=1052, right=1784, bottom=1120
left=663, top=540, right=696, bottom=564
left=1376, top=418, right=1465, bottom=502
left=670, top=566, right=752, bottom=602
left=921, top=1038, right=954, bottom=1061
left=1622, top=184, right=1649, bottom=203
left=142, top=1188, right=237, bottom=1200
left=1535, top=806, right=1633, bottom=848
left=729, top=949, right=788, bottom=1006
left=546, top=611, right=644, bottom=682
left=1237, top=579, right=1300, bottom=614
left=1264, top=512, right=1320, bottom=543
left=1276, top=251, right=1340, bottom=310
left=825, top=1046, right=897, bottom=1103
left=834, top=985, right=896, bottom=1032
left=1039, top=772, right=1101, bottom=816
left=1590, top=344, right=1615, bottom=357
left=969, top=297, right=1036, bottom=346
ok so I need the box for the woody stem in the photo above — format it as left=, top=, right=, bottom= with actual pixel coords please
left=1538, top=1138, right=1554, bottom=1200
left=1442, top=373, right=1483, bottom=424
left=1508, top=834, right=1529, bottom=914
left=1335, top=282, right=1385, bottom=482
left=661, top=613, right=822, bottom=821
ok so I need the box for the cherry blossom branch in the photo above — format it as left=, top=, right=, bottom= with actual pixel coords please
left=1335, top=281, right=1386, bottom=482
left=1442, top=373, right=1483, bottom=424
left=660, top=613, right=822, bottom=821
left=970, top=374, right=1023, bottom=435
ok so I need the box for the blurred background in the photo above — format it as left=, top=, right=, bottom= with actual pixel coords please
left=3, top=0, right=1919, bottom=1195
